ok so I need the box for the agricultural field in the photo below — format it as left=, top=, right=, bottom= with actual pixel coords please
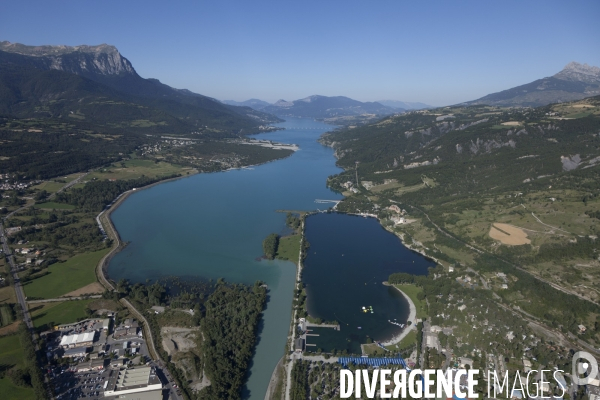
left=23, top=249, right=109, bottom=299
left=29, top=299, right=93, bottom=329
left=0, top=304, right=14, bottom=326
left=33, top=201, right=76, bottom=210
left=85, top=158, right=190, bottom=181
left=0, top=286, right=16, bottom=305
left=31, top=173, right=83, bottom=194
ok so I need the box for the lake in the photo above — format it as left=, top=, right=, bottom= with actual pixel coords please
left=302, top=212, right=434, bottom=353
left=108, top=117, right=343, bottom=399
left=107, top=117, right=433, bottom=398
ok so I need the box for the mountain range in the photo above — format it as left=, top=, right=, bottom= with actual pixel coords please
left=376, top=100, right=432, bottom=110
left=259, top=95, right=398, bottom=119
left=466, top=62, right=600, bottom=107
left=0, top=41, right=280, bottom=136
left=222, top=98, right=272, bottom=110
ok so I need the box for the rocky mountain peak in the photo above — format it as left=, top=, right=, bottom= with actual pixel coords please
left=273, top=99, right=294, bottom=107
left=0, top=41, right=135, bottom=76
left=554, top=61, right=600, bottom=84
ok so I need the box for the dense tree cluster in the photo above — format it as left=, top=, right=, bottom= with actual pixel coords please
left=0, top=127, right=141, bottom=179
left=55, top=174, right=179, bottom=212
left=198, top=281, right=266, bottom=400
left=18, top=324, right=48, bottom=399
left=289, top=360, right=309, bottom=400
left=262, top=233, right=279, bottom=260
left=286, top=212, right=301, bottom=230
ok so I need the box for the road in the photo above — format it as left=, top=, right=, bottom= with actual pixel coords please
left=5, top=172, right=89, bottom=219
left=411, top=205, right=600, bottom=307
left=0, top=221, right=34, bottom=331
left=0, top=174, right=91, bottom=332
left=119, top=298, right=162, bottom=362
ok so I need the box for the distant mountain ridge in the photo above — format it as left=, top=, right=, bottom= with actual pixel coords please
left=261, top=95, right=397, bottom=119
left=466, top=62, right=600, bottom=107
left=377, top=100, right=431, bottom=110
left=222, top=99, right=271, bottom=110
left=0, top=41, right=281, bottom=134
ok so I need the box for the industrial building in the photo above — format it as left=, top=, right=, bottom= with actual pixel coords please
left=104, top=366, right=162, bottom=398
left=59, top=332, right=95, bottom=348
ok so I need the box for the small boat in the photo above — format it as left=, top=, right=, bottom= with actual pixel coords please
left=357, top=327, right=362, bottom=329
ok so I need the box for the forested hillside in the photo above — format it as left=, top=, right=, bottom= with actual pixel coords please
left=322, top=95, right=600, bottom=343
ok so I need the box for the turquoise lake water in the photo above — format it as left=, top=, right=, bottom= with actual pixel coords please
left=108, top=118, right=343, bottom=399
left=107, top=117, right=434, bottom=398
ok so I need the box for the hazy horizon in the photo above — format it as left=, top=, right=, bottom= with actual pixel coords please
left=1, top=0, right=599, bottom=106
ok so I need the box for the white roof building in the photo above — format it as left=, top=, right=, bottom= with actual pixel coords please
left=60, top=332, right=95, bottom=348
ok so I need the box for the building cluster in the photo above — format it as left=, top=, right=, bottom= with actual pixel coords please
left=44, top=314, right=166, bottom=399
left=0, top=172, right=42, bottom=191
left=387, top=205, right=408, bottom=225
left=341, top=180, right=359, bottom=193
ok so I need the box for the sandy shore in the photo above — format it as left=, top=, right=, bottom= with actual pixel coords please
left=381, top=284, right=417, bottom=346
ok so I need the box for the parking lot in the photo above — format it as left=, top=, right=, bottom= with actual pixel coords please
left=54, top=368, right=111, bottom=400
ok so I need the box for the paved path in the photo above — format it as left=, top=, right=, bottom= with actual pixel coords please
left=27, top=295, right=102, bottom=304
left=119, top=298, right=162, bottom=362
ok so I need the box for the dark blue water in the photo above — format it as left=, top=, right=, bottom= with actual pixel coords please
left=107, top=118, right=342, bottom=399
left=302, top=213, right=434, bottom=353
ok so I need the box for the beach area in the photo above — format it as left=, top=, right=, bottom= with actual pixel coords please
left=381, top=284, right=417, bottom=346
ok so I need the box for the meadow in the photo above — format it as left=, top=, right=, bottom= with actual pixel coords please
left=23, top=249, right=109, bottom=299
left=29, top=299, right=93, bottom=329
left=0, top=335, right=35, bottom=400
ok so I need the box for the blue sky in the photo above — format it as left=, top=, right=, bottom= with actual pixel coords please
left=2, top=1, right=599, bottom=106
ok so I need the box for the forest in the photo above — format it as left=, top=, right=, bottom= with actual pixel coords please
left=198, top=281, right=267, bottom=400
left=55, top=174, right=180, bottom=212
left=262, top=233, right=279, bottom=260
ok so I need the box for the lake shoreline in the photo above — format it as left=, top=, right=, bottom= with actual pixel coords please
left=96, top=170, right=200, bottom=288
left=380, top=283, right=417, bottom=346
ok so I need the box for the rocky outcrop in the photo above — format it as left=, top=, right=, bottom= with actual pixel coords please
left=469, top=138, right=516, bottom=154
left=561, top=154, right=581, bottom=171
left=0, top=41, right=135, bottom=76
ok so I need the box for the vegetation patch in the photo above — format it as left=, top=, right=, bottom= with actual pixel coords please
left=33, top=201, right=75, bottom=210
left=23, top=249, right=109, bottom=299
left=275, top=235, right=301, bottom=262
left=0, top=334, right=35, bottom=400
left=393, top=283, right=428, bottom=319
left=29, top=299, right=93, bottom=330
left=87, top=159, right=188, bottom=181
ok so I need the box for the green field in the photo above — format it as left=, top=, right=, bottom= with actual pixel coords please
left=394, top=284, right=428, bottom=319
left=276, top=235, right=301, bottom=262
left=0, top=304, right=14, bottom=326
left=30, top=299, right=93, bottom=329
left=396, top=329, right=417, bottom=349
left=23, top=249, right=109, bottom=299
left=32, top=173, right=83, bottom=193
left=0, top=335, right=35, bottom=400
left=0, top=286, right=16, bottom=305
left=86, top=158, right=188, bottom=181
left=33, top=201, right=76, bottom=210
